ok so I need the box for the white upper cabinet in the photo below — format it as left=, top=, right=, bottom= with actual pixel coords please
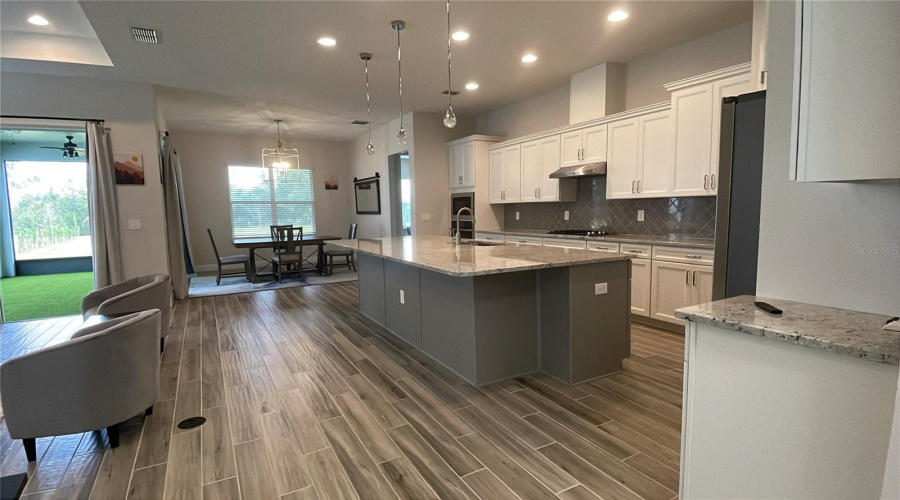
left=520, top=140, right=541, bottom=202
left=790, top=1, right=900, bottom=182
left=666, top=64, right=752, bottom=197
left=449, top=142, right=475, bottom=188
left=559, top=124, right=607, bottom=168
left=560, top=130, right=584, bottom=168
left=637, top=109, right=674, bottom=198
left=582, top=124, right=608, bottom=164
left=606, top=118, right=640, bottom=199
left=539, top=135, right=568, bottom=202
left=488, top=149, right=504, bottom=204
left=502, top=145, right=521, bottom=203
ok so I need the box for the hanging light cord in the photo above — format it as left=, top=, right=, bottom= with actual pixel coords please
left=446, top=0, right=452, bottom=108
left=365, top=59, right=372, bottom=139
left=397, top=28, right=404, bottom=126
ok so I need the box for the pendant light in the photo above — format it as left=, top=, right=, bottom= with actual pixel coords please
left=392, top=20, right=408, bottom=145
left=360, top=52, right=376, bottom=155
left=261, top=120, right=299, bottom=180
left=443, top=0, right=457, bottom=128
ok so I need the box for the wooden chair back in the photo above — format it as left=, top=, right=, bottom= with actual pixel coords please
left=348, top=223, right=358, bottom=239
left=207, top=229, right=221, bottom=261
left=273, top=225, right=303, bottom=255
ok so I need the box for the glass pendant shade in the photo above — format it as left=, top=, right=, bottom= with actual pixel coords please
left=366, top=140, right=376, bottom=155
left=397, top=126, right=407, bottom=145
left=262, top=120, right=299, bottom=179
left=443, top=106, right=457, bottom=128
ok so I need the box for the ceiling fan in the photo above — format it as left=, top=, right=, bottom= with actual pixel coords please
left=40, top=135, right=86, bottom=158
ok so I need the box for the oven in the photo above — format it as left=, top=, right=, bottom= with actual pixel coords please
left=450, top=192, right=475, bottom=239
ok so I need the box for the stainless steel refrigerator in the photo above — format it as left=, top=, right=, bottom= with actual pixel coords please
left=713, top=90, right=766, bottom=300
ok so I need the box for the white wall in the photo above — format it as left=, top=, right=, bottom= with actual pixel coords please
left=169, top=129, right=351, bottom=269
left=756, top=2, right=900, bottom=316
left=0, top=72, right=168, bottom=280
left=475, top=85, right=570, bottom=139
left=623, top=23, right=751, bottom=109
left=475, top=23, right=752, bottom=138
left=346, top=112, right=474, bottom=239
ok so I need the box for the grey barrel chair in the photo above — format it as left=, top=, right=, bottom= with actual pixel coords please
left=0, top=310, right=161, bottom=461
left=81, top=273, right=171, bottom=352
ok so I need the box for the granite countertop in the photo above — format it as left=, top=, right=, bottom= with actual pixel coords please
left=676, top=295, right=900, bottom=366
left=477, top=229, right=715, bottom=249
left=330, top=235, right=631, bottom=278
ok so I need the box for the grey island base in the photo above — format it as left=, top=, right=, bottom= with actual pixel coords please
left=331, top=236, right=634, bottom=386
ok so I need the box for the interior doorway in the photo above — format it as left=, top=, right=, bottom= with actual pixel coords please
left=388, top=152, right=411, bottom=237
left=0, top=126, right=94, bottom=322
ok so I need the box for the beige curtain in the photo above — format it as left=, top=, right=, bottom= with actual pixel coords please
left=162, top=135, right=193, bottom=299
left=86, top=122, right=123, bottom=288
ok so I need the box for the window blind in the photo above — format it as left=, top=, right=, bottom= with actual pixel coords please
left=228, top=166, right=316, bottom=238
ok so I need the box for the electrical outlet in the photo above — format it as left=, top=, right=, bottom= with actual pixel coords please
left=637, top=210, right=645, bottom=222
left=421, top=213, right=432, bottom=222
left=516, top=211, right=520, bottom=221
left=400, top=290, right=405, bottom=304
left=594, top=283, right=608, bottom=295
left=564, top=210, right=570, bottom=221
left=128, top=219, right=142, bottom=230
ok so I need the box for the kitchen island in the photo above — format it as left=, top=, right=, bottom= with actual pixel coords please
left=329, top=236, right=634, bottom=385
left=676, top=296, right=900, bottom=499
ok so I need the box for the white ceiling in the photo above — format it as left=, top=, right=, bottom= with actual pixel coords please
left=0, top=0, right=112, bottom=66
left=0, top=1, right=752, bottom=141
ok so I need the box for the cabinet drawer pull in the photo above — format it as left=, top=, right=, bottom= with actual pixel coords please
left=626, top=249, right=643, bottom=254
left=685, top=254, right=703, bottom=259
left=692, top=270, right=697, bottom=286
left=686, top=270, right=690, bottom=285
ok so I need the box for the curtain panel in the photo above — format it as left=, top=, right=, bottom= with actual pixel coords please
left=0, top=162, right=15, bottom=278
left=86, top=122, right=123, bottom=288
left=162, top=135, right=193, bottom=299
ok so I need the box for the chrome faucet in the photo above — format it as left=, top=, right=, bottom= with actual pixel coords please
left=455, top=207, right=475, bottom=245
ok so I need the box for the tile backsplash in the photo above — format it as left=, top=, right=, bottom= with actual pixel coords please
left=503, top=177, right=717, bottom=238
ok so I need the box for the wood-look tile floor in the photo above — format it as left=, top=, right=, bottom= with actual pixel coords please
left=0, top=281, right=686, bottom=500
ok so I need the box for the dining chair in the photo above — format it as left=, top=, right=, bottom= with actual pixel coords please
left=325, top=223, right=358, bottom=275
left=207, top=229, right=252, bottom=285
left=272, top=225, right=304, bottom=282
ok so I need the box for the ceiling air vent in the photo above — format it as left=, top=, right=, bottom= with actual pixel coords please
left=351, top=120, right=369, bottom=125
left=132, top=27, right=159, bottom=44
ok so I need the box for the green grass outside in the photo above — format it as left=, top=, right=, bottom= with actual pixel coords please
left=0, top=272, right=94, bottom=322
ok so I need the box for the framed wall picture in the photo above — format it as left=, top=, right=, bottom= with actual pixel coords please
left=114, top=153, right=145, bottom=185
left=325, top=175, right=339, bottom=190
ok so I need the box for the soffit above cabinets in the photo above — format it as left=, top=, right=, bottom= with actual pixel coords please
left=0, top=1, right=113, bottom=66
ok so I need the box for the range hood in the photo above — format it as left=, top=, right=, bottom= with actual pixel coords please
left=549, top=162, right=607, bottom=179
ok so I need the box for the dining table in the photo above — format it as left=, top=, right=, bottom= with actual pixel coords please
left=232, top=234, right=341, bottom=282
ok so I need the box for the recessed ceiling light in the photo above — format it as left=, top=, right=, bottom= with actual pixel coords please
left=521, top=54, right=538, bottom=63
left=608, top=9, right=629, bottom=22
left=451, top=31, right=469, bottom=41
left=317, top=37, right=336, bottom=47
left=28, top=15, right=49, bottom=26
left=465, top=82, right=479, bottom=90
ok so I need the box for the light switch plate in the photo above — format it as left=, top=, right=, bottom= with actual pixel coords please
left=637, top=210, right=645, bottom=222
left=564, top=210, right=570, bottom=221
left=516, top=212, right=520, bottom=221
left=128, top=219, right=142, bottom=230
left=400, top=290, right=405, bottom=304
left=421, top=213, right=432, bottom=222
left=594, top=283, right=608, bottom=295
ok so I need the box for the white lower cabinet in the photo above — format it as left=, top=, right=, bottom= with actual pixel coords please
left=542, top=238, right=586, bottom=250
left=630, top=258, right=651, bottom=317
left=474, top=232, right=505, bottom=242
left=650, top=260, right=713, bottom=325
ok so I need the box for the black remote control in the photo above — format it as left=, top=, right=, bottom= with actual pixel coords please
left=755, top=301, right=783, bottom=315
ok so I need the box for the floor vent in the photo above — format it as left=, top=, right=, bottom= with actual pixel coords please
left=177, top=416, right=206, bottom=430
left=132, top=27, right=160, bottom=44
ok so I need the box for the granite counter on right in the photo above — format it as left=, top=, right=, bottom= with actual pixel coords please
left=675, top=295, right=900, bottom=500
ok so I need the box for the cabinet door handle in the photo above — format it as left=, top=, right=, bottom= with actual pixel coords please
left=692, top=270, right=697, bottom=286
left=627, top=249, right=642, bottom=254
left=632, top=180, right=636, bottom=193
left=711, top=174, right=717, bottom=189
left=534, top=188, right=538, bottom=198
left=637, top=180, right=641, bottom=193
left=685, top=254, right=703, bottom=259
left=686, top=270, right=690, bottom=285
left=538, top=187, right=541, bottom=198
left=459, top=175, right=463, bottom=185
left=704, top=174, right=709, bottom=189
